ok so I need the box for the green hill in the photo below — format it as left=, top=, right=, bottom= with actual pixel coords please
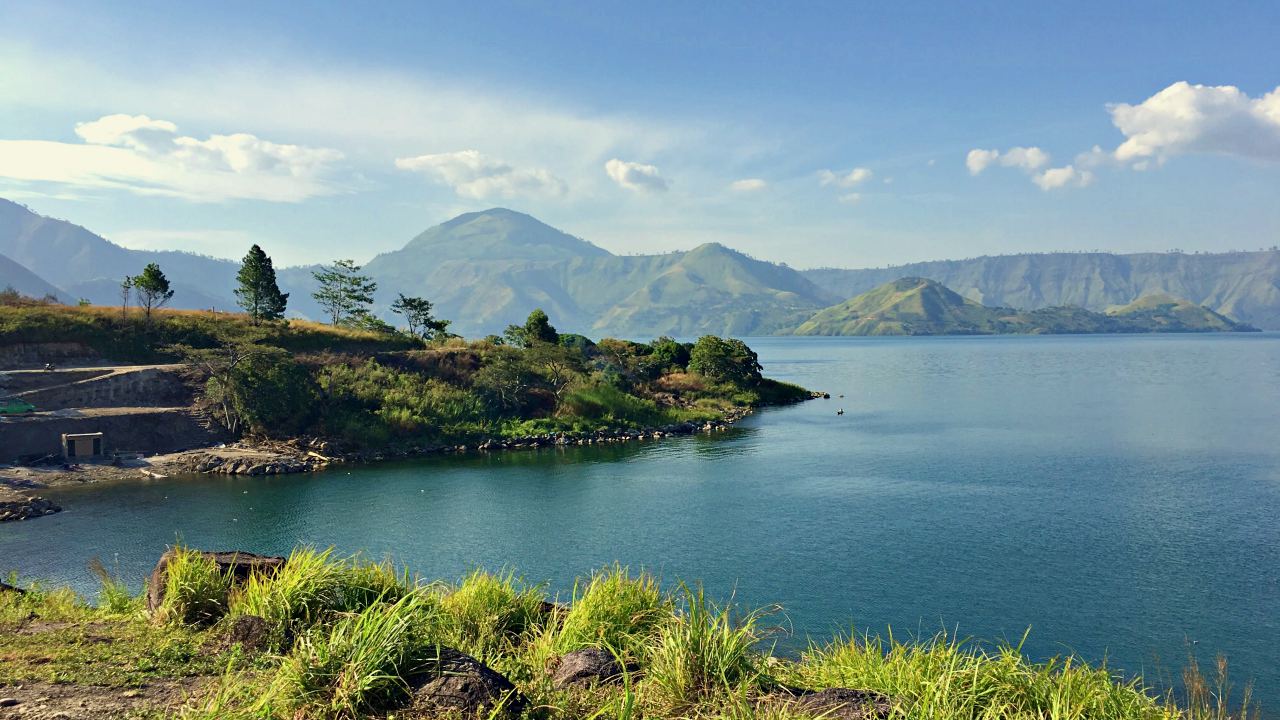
left=790, top=279, right=1260, bottom=336
left=1105, top=293, right=1252, bottom=332
left=792, top=277, right=1003, bottom=335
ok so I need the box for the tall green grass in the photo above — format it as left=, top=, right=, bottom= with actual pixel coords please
left=155, top=547, right=232, bottom=625
left=438, top=569, right=547, bottom=663
left=271, top=593, right=441, bottom=718
left=644, top=585, right=772, bottom=708
left=229, top=548, right=408, bottom=648
left=554, top=565, right=669, bottom=660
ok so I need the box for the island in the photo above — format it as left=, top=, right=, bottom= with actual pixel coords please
left=789, top=277, right=1261, bottom=336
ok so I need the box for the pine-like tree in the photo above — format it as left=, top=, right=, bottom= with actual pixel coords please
left=234, top=245, right=289, bottom=324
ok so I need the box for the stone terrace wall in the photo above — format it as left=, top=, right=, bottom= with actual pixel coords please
left=0, top=408, right=226, bottom=462
left=14, top=368, right=191, bottom=410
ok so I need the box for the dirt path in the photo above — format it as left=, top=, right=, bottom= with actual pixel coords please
left=0, top=679, right=207, bottom=719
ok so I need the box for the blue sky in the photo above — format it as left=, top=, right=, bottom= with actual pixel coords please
left=1, top=0, right=1278, bottom=268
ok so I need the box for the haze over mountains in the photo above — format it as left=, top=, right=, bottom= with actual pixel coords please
left=2, top=197, right=1278, bottom=334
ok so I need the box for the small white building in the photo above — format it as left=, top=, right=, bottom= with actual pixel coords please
left=62, top=432, right=104, bottom=459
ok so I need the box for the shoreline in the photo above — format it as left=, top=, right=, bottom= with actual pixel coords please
left=1, top=397, right=816, bottom=515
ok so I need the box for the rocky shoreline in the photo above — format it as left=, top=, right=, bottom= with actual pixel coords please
left=0, top=495, right=62, bottom=522
left=173, top=405, right=759, bottom=476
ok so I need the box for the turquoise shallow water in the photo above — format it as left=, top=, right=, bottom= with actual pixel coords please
left=3, top=334, right=1279, bottom=706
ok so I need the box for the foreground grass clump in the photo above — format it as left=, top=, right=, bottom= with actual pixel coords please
left=1, top=549, right=1257, bottom=720
left=229, top=547, right=409, bottom=648
left=156, top=547, right=232, bottom=625
left=272, top=593, right=443, bottom=718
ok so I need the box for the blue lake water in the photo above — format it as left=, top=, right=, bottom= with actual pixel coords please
left=3, top=334, right=1278, bottom=706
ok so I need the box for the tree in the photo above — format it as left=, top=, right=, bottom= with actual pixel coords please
left=311, top=259, right=377, bottom=325
left=504, top=308, right=559, bottom=347
left=178, top=333, right=318, bottom=437
left=234, top=245, right=289, bottom=324
left=119, top=276, right=133, bottom=320
left=390, top=293, right=452, bottom=340
left=688, top=335, right=762, bottom=386
left=132, top=263, right=174, bottom=323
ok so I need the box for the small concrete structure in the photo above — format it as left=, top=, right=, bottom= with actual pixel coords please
left=62, top=432, right=104, bottom=459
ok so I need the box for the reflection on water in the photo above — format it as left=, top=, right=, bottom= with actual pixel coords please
left=2, top=334, right=1279, bottom=705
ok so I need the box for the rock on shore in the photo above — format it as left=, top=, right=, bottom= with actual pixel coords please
left=0, top=495, right=62, bottom=522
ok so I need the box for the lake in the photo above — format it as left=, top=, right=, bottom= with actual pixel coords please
left=3, top=334, right=1278, bottom=707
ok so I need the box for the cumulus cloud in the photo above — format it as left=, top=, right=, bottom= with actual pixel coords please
left=729, top=178, right=767, bottom=192
left=395, top=150, right=567, bottom=199
left=1109, top=81, right=1280, bottom=164
left=819, top=167, right=873, bottom=188
left=605, top=158, right=668, bottom=192
left=966, top=146, right=1049, bottom=175
left=1032, top=165, right=1094, bottom=191
left=0, top=114, right=344, bottom=202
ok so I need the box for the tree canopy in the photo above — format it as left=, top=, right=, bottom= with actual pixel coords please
left=312, top=259, right=377, bottom=326
left=131, top=263, right=174, bottom=321
left=234, top=245, right=289, bottom=324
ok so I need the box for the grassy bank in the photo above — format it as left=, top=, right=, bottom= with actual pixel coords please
left=0, top=302, right=417, bottom=361
left=0, top=548, right=1255, bottom=720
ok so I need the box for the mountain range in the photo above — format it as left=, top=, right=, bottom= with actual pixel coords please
left=790, top=277, right=1256, bottom=336
left=2, top=197, right=1278, bottom=334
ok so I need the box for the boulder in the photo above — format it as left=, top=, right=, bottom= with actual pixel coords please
left=146, top=550, right=286, bottom=616
left=405, top=648, right=526, bottom=718
left=549, top=648, right=633, bottom=689
left=774, top=687, right=893, bottom=720
left=0, top=580, right=26, bottom=595
left=204, top=614, right=272, bottom=654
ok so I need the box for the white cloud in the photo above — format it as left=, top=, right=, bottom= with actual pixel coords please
left=966, top=149, right=998, bottom=175
left=837, top=192, right=862, bottom=205
left=819, top=167, right=873, bottom=188
left=605, top=158, right=669, bottom=192
left=1032, top=165, right=1094, bottom=191
left=395, top=150, right=567, bottom=199
left=966, top=146, right=1049, bottom=175
left=729, top=178, right=768, bottom=192
left=1109, top=81, right=1280, bottom=164
left=0, top=114, right=344, bottom=202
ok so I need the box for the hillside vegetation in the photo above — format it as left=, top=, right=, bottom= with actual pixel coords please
left=0, top=300, right=809, bottom=450
left=0, top=547, right=1250, bottom=720
left=791, top=278, right=1260, bottom=336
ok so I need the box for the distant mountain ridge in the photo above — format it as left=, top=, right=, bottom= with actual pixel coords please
left=802, top=250, right=1280, bottom=330
left=1, top=197, right=1278, bottom=333
left=791, top=277, right=1258, bottom=336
